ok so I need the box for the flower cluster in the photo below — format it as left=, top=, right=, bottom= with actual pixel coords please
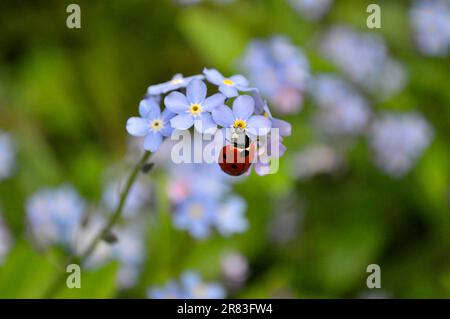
left=319, top=26, right=407, bottom=100
left=0, top=131, right=16, bottom=181
left=148, top=270, right=226, bottom=299
left=127, top=69, right=284, bottom=154
left=240, top=36, right=310, bottom=114
left=167, top=163, right=248, bottom=238
left=410, top=0, right=450, bottom=56
left=0, top=213, right=12, bottom=264
left=309, top=74, right=372, bottom=136
left=369, top=112, right=433, bottom=177
left=288, top=0, right=334, bottom=21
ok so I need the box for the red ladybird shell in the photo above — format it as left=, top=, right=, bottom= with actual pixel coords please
left=218, top=142, right=255, bottom=176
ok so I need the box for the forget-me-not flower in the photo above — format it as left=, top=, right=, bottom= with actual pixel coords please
left=214, top=196, right=248, bottom=236
left=240, top=36, right=310, bottom=114
left=212, top=95, right=272, bottom=136
left=173, top=195, right=217, bottom=239
left=0, top=214, right=11, bottom=264
left=288, top=0, right=333, bottom=21
left=203, top=68, right=250, bottom=98
left=148, top=271, right=226, bottom=299
left=147, top=73, right=204, bottom=96
left=148, top=281, right=185, bottom=299
left=126, top=97, right=175, bottom=152
left=410, top=0, right=450, bottom=56
left=0, top=131, right=15, bottom=181
left=26, top=184, right=85, bottom=248
left=369, top=112, right=433, bottom=177
left=164, top=79, right=225, bottom=134
left=180, top=271, right=226, bottom=299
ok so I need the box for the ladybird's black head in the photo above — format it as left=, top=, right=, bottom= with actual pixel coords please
left=232, top=134, right=250, bottom=149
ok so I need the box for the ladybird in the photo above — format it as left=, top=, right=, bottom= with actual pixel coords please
left=219, top=135, right=255, bottom=176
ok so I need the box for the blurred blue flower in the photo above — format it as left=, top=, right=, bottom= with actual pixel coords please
left=309, top=74, right=371, bottom=136
left=180, top=271, right=226, bottom=299
left=410, top=0, right=450, bottom=56
left=288, top=0, right=333, bottom=21
left=240, top=36, right=310, bottom=114
left=102, top=178, right=151, bottom=218
left=203, top=68, right=250, bottom=98
left=168, top=163, right=230, bottom=203
left=148, top=281, right=185, bottom=299
left=126, top=97, right=175, bottom=152
left=0, top=214, right=12, bottom=264
left=112, top=226, right=146, bottom=288
left=292, top=144, right=343, bottom=180
left=26, top=184, right=85, bottom=248
left=164, top=79, right=225, bottom=133
left=173, top=195, right=217, bottom=239
left=147, top=73, right=204, bottom=96
left=319, top=26, right=407, bottom=100
left=214, top=196, right=248, bottom=236
left=0, top=131, right=16, bottom=181
left=78, top=216, right=146, bottom=289
left=212, top=95, right=272, bottom=136
left=148, top=271, right=225, bottom=299
left=369, top=112, right=433, bottom=177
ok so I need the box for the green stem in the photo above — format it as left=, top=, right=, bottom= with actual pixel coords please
left=43, top=151, right=151, bottom=298
left=80, top=151, right=151, bottom=261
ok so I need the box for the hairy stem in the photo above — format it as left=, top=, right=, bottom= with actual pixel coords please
left=43, top=151, right=151, bottom=298
left=79, top=151, right=151, bottom=261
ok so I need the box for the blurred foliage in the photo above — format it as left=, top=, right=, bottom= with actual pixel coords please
left=0, top=0, right=449, bottom=298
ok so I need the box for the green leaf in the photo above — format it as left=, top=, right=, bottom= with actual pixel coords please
left=0, top=241, right=56, bottom=298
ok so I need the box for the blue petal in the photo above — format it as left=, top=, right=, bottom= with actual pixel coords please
left=203, top=68, right=224, bottom=85
left=190, top=222, right=211, bottom=239
left=219, top=85, right=239, bottom=98
left=247, top=115, right=272, bottom=136
left=170, top=113, right=194, bottom=130
left=212, top=105, right=234, bottom=127
left=164, top=92, right=189, bottom=114
left=187, top=79, right=207, bottom=104
left=230, top=74, right=250, bottom=87
left=272, top=118, right=292, bottom=137
left=139, top=98, right=161, bottom=119
left=161, top=108, right=176, bottom=121
left=194, top=113, right=217, bottom=134
left=232, top=95, right=255, bottom=120
left=254, top=162, right=271, bottom=176
left=143, top=132, right=163, bottom=152
left=126, top=117, right=148, bottom=137
left=203, top=93, right=226, bottom=111
left=159, top=122, right=173, bottom=137
left=147, top=83, right=166, bottom=95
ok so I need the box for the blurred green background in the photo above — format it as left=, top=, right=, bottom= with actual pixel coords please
left=0, top=0, right=449, bottom=298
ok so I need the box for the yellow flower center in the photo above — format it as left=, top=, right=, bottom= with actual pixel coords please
left=233, top=119, right=247, bottom=129
left=150, top=119, right=163, bottom=132
left=188, top=203, right=204, bottom=219
left=264, top=112, right=270, bottom=118
left=223, top=79, right=234, bottom=86
left=189, top=103, right=203, bottom=116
